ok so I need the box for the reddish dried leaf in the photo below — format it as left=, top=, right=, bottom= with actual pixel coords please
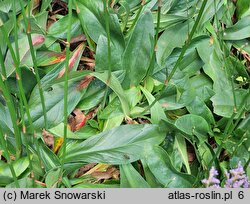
left=68, top=109, right=87, bottom=132
left=57, top=43, right=85, bottom=78
left=76, top=75, right=94, bottom=91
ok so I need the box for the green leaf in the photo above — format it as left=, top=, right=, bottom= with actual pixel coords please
left=27, top=71, right=91, bottom=129
left=186, top=97, right=215, bottom=125
left=47, top=13, right=82, bottom=39
left=48, top=123, right=79, bottom=139
left=77, top=79, right=106, bottom=111
left=141, top=159, right=162, bottom=187
left=175, top=114, right=210, bottom=142
left=76, top=0, right=125, bottom=51
left=45, top=168, right=62, bottom=188
left=103, top=115, right=124, bottom=131
left=6, top=177, right=41, bottom=188
left=174, top=134, right=191, bottom=174
left=0, top=157, right=29, bottom=186
left=223, top=16, right=250, bottom=40
left=140, top=86, right=166, bottom=124
left=3, top=34, right=45, bottom=77
left=145, top=146, right=194, bottom=187
left=59, top=124, right=166, bottom=165
left=92, top=71, right=130, bottom=116
left=95, top=35, right=123, bottom=71
left=156, top=20, right=193, bottom=66
left=36, top=51, right=65, bottom=67
left=120, top=163, right=150, bottom=188
left=122, top=11, right=154, bottom=89
left=236, top=0, right=250, bottom=18
left=38, top=140, right=61, bottom=172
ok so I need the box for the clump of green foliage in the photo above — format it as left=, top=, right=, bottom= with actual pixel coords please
left=0, top=0, right=249, bottom=188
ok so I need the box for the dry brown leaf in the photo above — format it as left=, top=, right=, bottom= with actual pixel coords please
left=91, top=167, right=120, bottom=181
left=75, top=163, right=97, bottom=178
left=68, top=109, right=87, bottom=132
left=57, top=43, right=85, bottom=79
left=42, top=130, right=54, bottom=149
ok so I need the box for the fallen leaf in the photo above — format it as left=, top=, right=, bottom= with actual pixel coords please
left=75, top=163, right=97, bottom=178
left=42, top=130, right=54, bottom=149
left=68, top=108, right=87, bottom=131
left=91, top=167, right=120, bottom=181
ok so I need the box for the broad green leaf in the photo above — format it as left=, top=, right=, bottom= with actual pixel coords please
left=49, top=123, right=79, bottom=139
left=76, top=0, right=125, bottom=52
left=159, top=83, right=186, bottom=110
left=140, top=86, right=166, bottom=124
left=188, top=74, right=214, bottom=102
left=77, top=79, right=106, bottom=111
left=207, top=54, right=248, bottom=118
left=27, top=71, right=91, bottom=129
left=28, top=11, right=48, bottom=34
left=175, top=114, right=210, bottom=142
left=141, top=159, right=162, bottom=187
left=38, top=140, right=61, bottom=172
left=95, top=35, right=123, bottom=71
left=156, top=20, right=192, bottom=66
left=122, top=11, right=154, bottom=89
left=198, top=37, right=249, bottom=118
left=236, top=0, right=250, bottom=18
left=0, top=103, right=16, bottom=155
left=92, top=71, right=130, bottom=116
left=120, top=163, right=150, bottom=188
left=59, top=124, right=166, bottom=165
left=197, top=143, right=214, bottom=167
left=3, top=34, right=45, bottom=77
left=6, top=177, right=41, bottom=188
left=174, top=134, right=191, bottom=174
left=145, top=146, right=194, bottom=187
left=235, top=114, right=250, bottom=136
left=0, top=18, right=14, bottom=53
left=0, top=102, right=13, bottom=135
left=45, top=168, right=62, bottom=188
left=99, top=97, right=123, bottom=119
left=0, top=157, right=29, bottom=186
left=36, top=51, right=65, bottom=67
left=103, top=115, right=124, bottom=131
left=47, top=13, right=82, bottom=39
left=0, top=0, right=24, bottom=13
left=197, top=0, right=224, bottom=30
left=186, top=97, right=215, bottom=125
left=99, top=87, right=141, bottom=119
left=78, top=71, right=125, bottom=111
left=223, top=16, right=250, bottom=40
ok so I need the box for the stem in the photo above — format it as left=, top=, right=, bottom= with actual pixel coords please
left=101, top=0, right=112, bottom=109
left=0, top=52, right=22, bottom=158
left=145, top=0, right=161, bottom=80
left=19, top=98, right=35, bottom=187
left=61, top=0, right=73, bottom=174
left=19, top=0, right=48, bottom=129
left=125, top=1, right=144, bottom=37
left=0, top=126, right=20, bottom=187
